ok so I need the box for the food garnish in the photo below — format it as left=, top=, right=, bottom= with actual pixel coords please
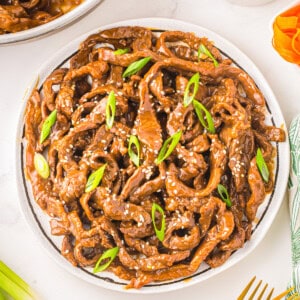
left=183, top=73, right=200, bottom=107
left=256, top=148, right=270, bottom=182
left=114, top=48, right=130, bottom=55
left=93, top=247, right=119, bottom=273
left=198, top=44, right=219, bottom=66
left=156, top=131, right=182, bottom=164
left=217, top=184, right=232, bottom=207
left=151, top=203, right=166, bottom=242
left=122, top=57, right=151, bottom=78
left=106, top=91, right=116, bottom=129
left=34, top=153, right=50, bottom=179
left=40, top=109, right=57, bottom=144
left=128, top=135, right=141, bottom=167
left=193, top=100, right=215, bottom=134
left=85, top=164, right=107, bottom=193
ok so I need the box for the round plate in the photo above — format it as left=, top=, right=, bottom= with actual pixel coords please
left=0, top=0, right=102, bottom=45
left=15, top=18, right=290, bottom=294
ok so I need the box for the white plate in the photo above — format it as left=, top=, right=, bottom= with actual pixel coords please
left=0, top=0, right=102, bottom=45
left=15, top=18, right=290, bottom=294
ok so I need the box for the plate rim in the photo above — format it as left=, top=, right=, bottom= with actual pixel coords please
left=15, top=17, right=290, bottom=294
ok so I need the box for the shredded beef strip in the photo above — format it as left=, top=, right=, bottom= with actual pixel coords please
left=0, top=0, right=83, bottom=33
left=24, top=26, right=286, bottom=289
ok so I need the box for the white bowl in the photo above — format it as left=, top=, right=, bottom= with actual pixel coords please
left=15, top=18, right=290, bottom=294
left=227, top=0, right=275, bottom=6
left=0, top=0, right=103, bottom=45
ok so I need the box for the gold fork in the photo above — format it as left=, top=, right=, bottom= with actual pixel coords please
left=237, top=276, right=296, bottom=300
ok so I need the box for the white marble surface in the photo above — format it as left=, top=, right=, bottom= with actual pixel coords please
left=1, top=0, right=300, bottom=299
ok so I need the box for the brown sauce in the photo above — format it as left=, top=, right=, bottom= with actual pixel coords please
left=0, top=0, right=83, bottom=34
left=24, top=26, right=285, bottom=289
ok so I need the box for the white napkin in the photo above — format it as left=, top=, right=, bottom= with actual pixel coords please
left=288, top=115, right=300, bottom=297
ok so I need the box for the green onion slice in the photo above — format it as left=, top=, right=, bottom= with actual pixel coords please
left=0, top=260, right=34, bottom=300
left=156, top=131, right=182, bottom=165
left=85, top=164, right=107, bottom=193
left=198, top=44, right=219, bottom=67
left=183, top=73, right=200, bottom=107
left=114, top=48, right=129, bottom=55
left=151, top=203, right=166, bottom=242
left=93, top=247, right=119, bottom=273
left=193, top=100, right=215, bottom=134
left=122, top=56, right=151, bottom=78
left=40, top=109, right=57, bottom=144
left=34, top=152, right=50, bottom=179
left=0, top=290, right=4, bottom=300
left=128, top=135, right=140, bottom=167
left=217, top=184, right=232, bottom=207
left=256, top=148, right=269, bottom=182
left=105, top=91, right=116, bottom=129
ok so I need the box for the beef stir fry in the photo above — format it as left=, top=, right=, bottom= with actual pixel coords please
left=24, top=26, right=285, bottom=289
left=0, top=0, right=82, bottom=34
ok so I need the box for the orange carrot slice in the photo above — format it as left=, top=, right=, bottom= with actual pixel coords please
left=272, top=4, right=300, bottom=65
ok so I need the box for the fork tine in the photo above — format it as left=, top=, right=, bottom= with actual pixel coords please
left=266, top=287, right=274, bottom=300
left=249, top=280, right=262, bottom=300
left=257, top=283, right=268, bottom=300
left=237, top=276, right=256, bottom=300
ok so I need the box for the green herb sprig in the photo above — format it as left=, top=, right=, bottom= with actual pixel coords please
left=193, top=100, right=215, bottom=134
left=217, top=184, right=232, bottom=207
left=93, top=247, right=119, bottom=273
left=106, top=91, right=116, bottom=129
left=122, top=57, right=151, bottom=78
left=114, top=48, right=129, bottom=55
left=151, top=203, right=166, bottom=242
left=256, top=148, right=269, bottom=182
left=85, top=164, right=107, bottom=193
left=128, top=135, right=140, bottom=167
left=40, top=109, right=57, bottom=144
left=198, top=44, right=219, bottom=67
left=156, top=131, right=182, bottom=165
left=34, top=153, right=50, bottom=179
left=183, top=73, right=200, bottom=107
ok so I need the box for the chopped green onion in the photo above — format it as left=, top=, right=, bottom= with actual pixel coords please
left=256, top=148, right=269, bottom=182
left=114, top=48, right=129, bottom=55
left=128, top=135, right=140, bottom=167
left=40, top=109, right=57, bottom=144
left=183, top=73, right=200, bottom=107
left=193, top=100, right=215, bottom=134
left=198, top=44, right=219, bottom=67
left=93, top=247, right=119, bottom=273
left=0, top=261, right=34, bottom=300
left=217, top=184, right=232, bottom=207
left=34, top=152, right=50, bottom=179
left=151, top=203, right=166, bottom=242
left=155, top=131, right=182, bottom=165
left=122, top=56, right=151, bottom=78
left=85, top=164, right=107, bottom=193
left=105, top=91, right=116, bottom=129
